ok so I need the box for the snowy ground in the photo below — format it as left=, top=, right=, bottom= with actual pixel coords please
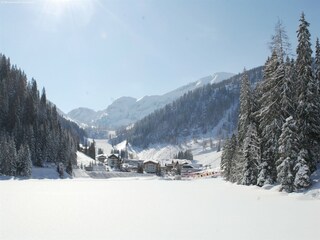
left=31, top=166, right=70, bottom=179
left=95, top=139, right=114, bottom=155
left=193, top=150, right=222, bottom=170
left=76, top=151, right=99, bottom=167
left=0, top=178, right=319, bottom=240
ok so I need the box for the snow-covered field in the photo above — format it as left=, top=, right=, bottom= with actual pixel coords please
left=0, top=178, right=319, bottom=240
left=8, top=139, right=314, bottom=240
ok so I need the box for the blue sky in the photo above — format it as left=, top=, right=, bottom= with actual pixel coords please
left=0, top=0, right=320, bottom=113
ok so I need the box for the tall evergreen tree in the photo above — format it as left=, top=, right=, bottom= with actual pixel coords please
left=240, top=123, right=260, bottom=185
left=88, top=140, right=96, bottom=160
left=237, top=69, right=252, bottom=144
left=276, top=117, right=298, bottom=192
left=220, top=134, right=238, bottom=182
left=16, top=144, right=32, bottom=177
left=280, top=57, right=295, bottom=119
left=295, top=13, right=319, bottom=178
left=294, top=149, right=311, bottom=189
left=257, top=51, right=284, bottom=186
left=314, top=38, right=320, bottom=95
left=0, top=136, right=17, bottom=176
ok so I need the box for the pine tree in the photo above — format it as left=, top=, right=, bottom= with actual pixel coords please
left=221, top=140, right=230, bottom=179
left=66, top=159, right=73, bottom=176
left=237, top=69, right=252, bottom=144
left=220, top=134, right=237, bottom=181
left=88, top=140, right=96, bottom=160
left=156, top=162, right=161, bottom=176
left=314, top=39, right=320, bottom=167
left=276, top=117, right=298, bottom=192
left=0, top=136, right=17, bottom=176
left=280, top=57, right=295, bottom=119
left=315, top=38, right=320, bottom=94
left=294, top=149, right=311, bottom=189
left=137, top=163, right=144, bottom=174
left=257, top=51, right=284, bottom=186
left=17, top=144, right=32, bottom=177
left=295, top=12, right=319, bottom=176
left=240, top=123, right=260, bottom=185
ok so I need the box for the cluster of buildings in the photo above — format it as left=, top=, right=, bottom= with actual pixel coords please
left=95, top=153, right=159, bottom=174
left=95, top=153, right=201, bottom=176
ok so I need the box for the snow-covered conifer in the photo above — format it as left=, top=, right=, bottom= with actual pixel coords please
left=295, top=12, right=319, bottom=174
left=280, top=58, right=295, bottom=119
left=257, top=51, right=284, bottom=186
left=17, top=144, right=32, bottom=177
left=0, top=136, right=17, bottom=176
left=276, top=116, right=298, bottom=192
left=294, top=149, right=311, bottom=189
left=221, top=134, right=237, bottom=181
left=315, top=38, right=320, bottom=94
left=240, top=123, right=260, bottom=185
left=237, top=69, right=252, bottom=144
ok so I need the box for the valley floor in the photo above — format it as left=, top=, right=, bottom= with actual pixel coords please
left=0, top=178, right=319, bottom=240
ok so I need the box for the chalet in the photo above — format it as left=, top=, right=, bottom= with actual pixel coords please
left=181, top=164, right=199, bottom=174
left=122, top=159, right=144, bottom=172
left=96, top=154, right=107, bottom=163
left=107, top=154, right=121, bottom=169
left=164, top=160, right=183, bottom=174
left=143, top=160, right=159, bottom=174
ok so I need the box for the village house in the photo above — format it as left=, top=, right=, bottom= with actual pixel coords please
left=122, top=159, right=144, bottom=172
left=143, top=160, right=159, bottom=174
left=164, top=160, right=183, bottom=174
left=181, top=164, right=199, bottom=174
left=96, top=154, right=107, bottom=163
left=107, top=154, right=122, bottom=169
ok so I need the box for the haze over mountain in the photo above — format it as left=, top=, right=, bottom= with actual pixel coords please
left=67, top=72, right=235, bottom=129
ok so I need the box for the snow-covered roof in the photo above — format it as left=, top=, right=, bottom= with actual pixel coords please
left=143, top=160, right=159, bottom=164
left=108, top=154, right=120, bottom=159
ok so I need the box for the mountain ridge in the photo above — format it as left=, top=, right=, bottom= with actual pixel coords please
left=67, top=72, right=235, bottom=129
left=114, top=66, right=263, bottom=147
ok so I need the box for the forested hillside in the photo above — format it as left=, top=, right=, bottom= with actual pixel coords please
left=0, top=54, right=86, bottom=177
left=114, top=66, right=263, bottom=148
left=221, top=13, right=320, bottom=191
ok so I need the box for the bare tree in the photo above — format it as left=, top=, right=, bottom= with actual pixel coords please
left=269, top=18, right=292, bottom=61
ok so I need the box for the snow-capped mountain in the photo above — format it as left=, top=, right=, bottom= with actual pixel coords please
left=67, top=72, right=235, bottom=129
left=67, top=107, right=103, bottom=126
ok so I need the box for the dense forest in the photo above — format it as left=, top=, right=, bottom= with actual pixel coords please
left=114, top=66, right=263, bottom=148
left=0, top=54, right=86, bottom=177
left=221, top=14, right=320, bottom=191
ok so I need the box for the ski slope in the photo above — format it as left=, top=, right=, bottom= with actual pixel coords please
left=0, top=178, right=319, bottom=240
left=135, top=140, right=223, bottom=168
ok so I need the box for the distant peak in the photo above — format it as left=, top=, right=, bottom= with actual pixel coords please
left=210, top=72, right=235, bottom=84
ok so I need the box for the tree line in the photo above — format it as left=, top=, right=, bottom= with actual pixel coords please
left=174, top=150, right=193, bottom=160
left=0, top=54, right=86, bottom=177
left=221, top=14, right=320, bottom=192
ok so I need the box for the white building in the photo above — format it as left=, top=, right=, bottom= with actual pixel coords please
left=143, top=160, right=159, bottom=174
left=107, top=154, right=121, bottom=169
